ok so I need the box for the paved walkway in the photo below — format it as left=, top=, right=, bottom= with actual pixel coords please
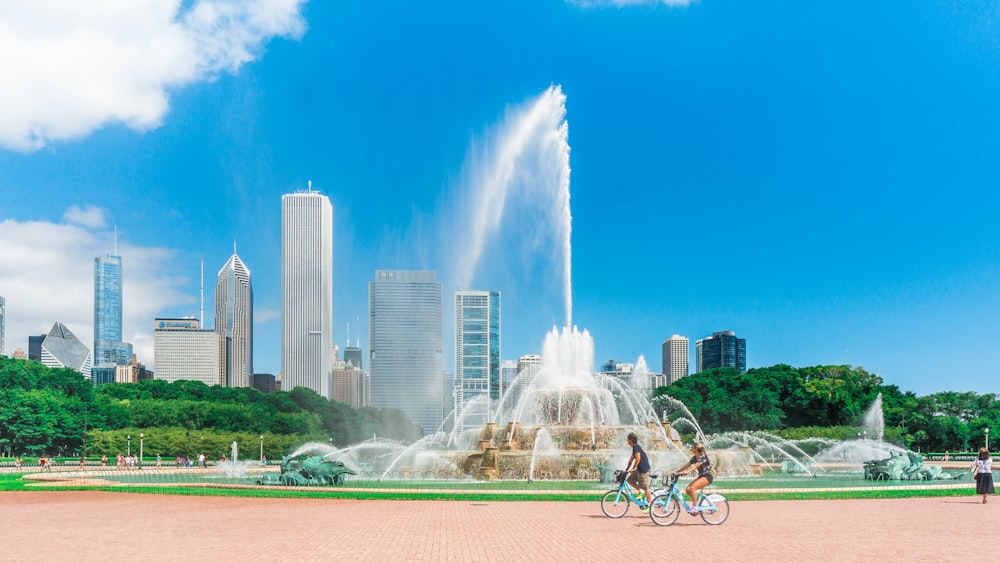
left=2, top=491, right=995, bottom=562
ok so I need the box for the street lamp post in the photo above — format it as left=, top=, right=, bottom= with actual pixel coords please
left=260, top=435, right=264, bottom=463
left=139, top=432, right=144, bottom=469
left=986, top=428, right=990, bottom=451
left=127, top=434, right=131, bottom=458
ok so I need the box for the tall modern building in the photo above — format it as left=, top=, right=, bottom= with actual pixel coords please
left=661, top=335, right=690, bottom=384
left=93, top=254, right=133, bottom=366
left=695, top=330, right=746, bottom=373
left=40, top=322, right=92, bottom=378
left=153, top=318, right=218, bottom=385
left=28, top=334, right=45, bottom=362
left=454, top=290, right=501, bottom=431
left=216, top=250, right=253, bottom=387
left=343, top=345, right=363, bottom=370
left=369, top=270, right=443, bottom=435
left=332, top=364, right=370, bottom=408
left=281, top=189, right=334, bottom=399
left=0, top=295, right=5, bottom=356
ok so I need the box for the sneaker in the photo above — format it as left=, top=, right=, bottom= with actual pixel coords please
left=687, top=509, right=699, bottom=516
left=640, top=506, right=650, bottom=514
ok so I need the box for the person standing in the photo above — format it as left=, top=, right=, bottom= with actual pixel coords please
left=972, top=447, right=994, bottom=504
left=624, top=432, right=652, bottom=512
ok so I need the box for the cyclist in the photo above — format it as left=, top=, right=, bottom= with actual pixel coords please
left=624, top=432, right=652, bottom=511
left=673, top=442, right=714, bottom=512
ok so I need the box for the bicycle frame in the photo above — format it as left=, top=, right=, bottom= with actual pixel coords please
left=600, top=469, right=664, bottom=518
left=663, top=479, right=717, bottom=513
left=649, top=474, right=730, bottom=526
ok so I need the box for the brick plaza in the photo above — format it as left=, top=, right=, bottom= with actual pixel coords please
left=3, top=491, right=995, bottom=562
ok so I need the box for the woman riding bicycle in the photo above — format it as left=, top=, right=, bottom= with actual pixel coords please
left=673, top=442, right=714, bottom=510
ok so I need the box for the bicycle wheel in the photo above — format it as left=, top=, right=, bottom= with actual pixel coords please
left=601, top=489, right=630, bottom=518
left=649, top=493, right=680, bottom=526
left=698, top=493, right=730, bottom=525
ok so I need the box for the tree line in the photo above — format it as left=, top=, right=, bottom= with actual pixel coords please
left=0, top=356, right=422, bottom=458
left=653, top=364, right=999, bottom=452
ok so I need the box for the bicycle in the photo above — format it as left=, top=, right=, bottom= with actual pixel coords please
left=648, top=474, right=730, bottom=526
left=600, top=469, right=662, bottom=518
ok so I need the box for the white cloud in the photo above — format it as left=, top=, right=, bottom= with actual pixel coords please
left=0, top=0, right=307, bottom=152
left=0, top=211, right=193, bottom=369
left=568, top=0, right=693, bottom=7
left=63, top=205, right=108, bottom=229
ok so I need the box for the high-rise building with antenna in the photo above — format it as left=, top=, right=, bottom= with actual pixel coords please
left=215, top=246, right=253, bottom=387
left=94, top=236, right=133, bottom=368
left=281, top=186, right=334, bottom=399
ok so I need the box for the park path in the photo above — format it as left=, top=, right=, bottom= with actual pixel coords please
left=2, top=491, right=995, bottom=562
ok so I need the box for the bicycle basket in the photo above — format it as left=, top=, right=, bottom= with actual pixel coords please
left=614, top=470, right=626, bottom=484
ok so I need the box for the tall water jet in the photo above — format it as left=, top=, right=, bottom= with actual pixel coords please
left=450, top=85, right=573, bottom=328
left=862, top=393, right=885, bottom=442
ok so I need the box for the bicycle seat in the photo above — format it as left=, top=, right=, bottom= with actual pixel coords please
left=649, top=473, right=660, bottom=480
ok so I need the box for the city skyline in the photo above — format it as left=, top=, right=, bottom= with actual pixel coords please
left=1, top=2, right=999, bottom=396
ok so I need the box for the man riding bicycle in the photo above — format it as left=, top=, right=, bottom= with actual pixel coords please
left=673, top=442, right=713, bottom=512
left=624, top=432, right=652, bottom=511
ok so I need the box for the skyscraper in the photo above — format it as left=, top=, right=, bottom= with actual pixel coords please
left=94, top=254, right=133, bottom=366
left=454, top=290, right=501, bottom=431
left=695, top=330, right=746, bottom=373
left=40, top=322, right=93, bottom=378
left=661, top=334, right=689, bottom=384
left=28, top=334, right=45, bottom=362
left=154, top=318, right=218, bottom=385
left=369, top=270, right=443, bottom=434
left=0, top=296, right=5, bottom=356
left=216, top=250, right=253, bottom=387
left=281, top=188, right=334, bottom=399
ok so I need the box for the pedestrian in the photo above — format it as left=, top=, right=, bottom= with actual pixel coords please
left=101, top=455, right=108, bottom=466
left=156, top=454, right=162, bottom=468
left=944, top=451, right=950, bottom=461
left=972, top=447, right=994, bottom=504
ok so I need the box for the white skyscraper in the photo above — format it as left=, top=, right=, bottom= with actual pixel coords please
left=281, top=189, right=334, bottom=399
left=216, top=250, right=253, bottom=387
left=662, top=334, right=689, bottom=384
left=369, top=270, right=443, bottom=434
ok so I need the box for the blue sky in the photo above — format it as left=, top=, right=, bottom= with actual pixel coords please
left=1, top=1, right=998, bottom=396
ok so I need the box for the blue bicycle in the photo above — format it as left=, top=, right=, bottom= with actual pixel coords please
left=649, top=474, right=730, bottom=526
left=600, top=469, right=663, bottom=518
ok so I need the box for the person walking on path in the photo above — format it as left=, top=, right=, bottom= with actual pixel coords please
left=972, top=447, right=994, bottom=504
left=624, top=432, right=652, bottom=513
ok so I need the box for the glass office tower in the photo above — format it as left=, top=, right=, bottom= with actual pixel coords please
left=94, top=254, right=132, bottom=367
left=369, top=270, right=443, bottom=435
left=454, top=290, right=501, bottom=431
